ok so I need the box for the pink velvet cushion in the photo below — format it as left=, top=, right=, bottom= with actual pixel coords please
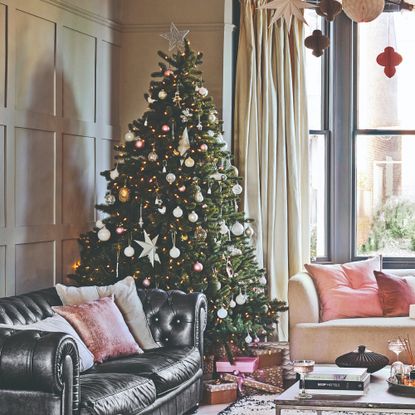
left=53, top=295, right=141, bottom=363
left=305, top=257, right=383, bottom=322
left=374, top=271, right=415, bottom=317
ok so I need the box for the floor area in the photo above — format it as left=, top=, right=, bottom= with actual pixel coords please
left=197, top=404, right=229, bottom=414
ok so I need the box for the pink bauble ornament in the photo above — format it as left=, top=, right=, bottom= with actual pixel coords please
left=193, top=261, right=204, bottom=272
left=143, top=278, right=151, bottom=287
left=342, top=0, right=384, bottom=23
left=164, top=68, right=173, bottom=77
left=200, top=144, right=208, bottom=152
left=162, top=124, right=170, bottom=132
left=178, top=185, right=186, bottom=192
left=135, top=139, right=145, bottom=149
left=116, top=227, right=126, bottom=234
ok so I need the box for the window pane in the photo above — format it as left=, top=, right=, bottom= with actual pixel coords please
left=304, top=10, right=323, bottom=131
left=358, top=13, right=415, bottom=129
left=356, top=135, right=415, bottom=257
left=310, top=134, right=327, bottom=258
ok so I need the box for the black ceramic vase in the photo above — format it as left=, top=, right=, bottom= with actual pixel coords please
left=335, top=345, right=389, bottom=373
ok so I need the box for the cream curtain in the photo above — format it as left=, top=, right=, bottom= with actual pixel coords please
left=234, top=0, right=310, bottom=338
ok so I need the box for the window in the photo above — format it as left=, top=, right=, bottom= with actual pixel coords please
left=355, top=12, right=415, bottom=262
left=305, top=10, right=330, bottom=260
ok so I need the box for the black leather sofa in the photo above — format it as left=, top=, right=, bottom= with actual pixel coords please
left=0, top=287, right=207, bottom=415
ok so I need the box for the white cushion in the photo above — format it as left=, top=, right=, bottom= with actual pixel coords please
left=56, top=276, right=158, bottom=350
left=0, top=315, right=94, bottom=372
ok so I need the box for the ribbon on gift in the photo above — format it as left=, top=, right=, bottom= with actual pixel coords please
left=233, top=370, right=245, bottom=393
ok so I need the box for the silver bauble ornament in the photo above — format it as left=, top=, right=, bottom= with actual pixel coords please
left=169, top=246, right=181, bottom=259
left=105, top=192, right=116, bottom=205
left=97, top=227, right=111, bottom=241
left=217, top=307, right=228, bottom=319
left=229, top=299, right=236, bottom=308
left=232, top=184, right=243, bottom=195
left=195, top=191, right=204, bottom=203
left=148, top=151, right=158, bottom=162
left=95, top=220, right=104, bottom=229
left=110, top=167, right=119, bottom=180
left=208, top=113, right=216, bottom=123
left=245, top=334, right=253, bottom=344
left=231, top=222, right=244, bottom=236
left=166, top=173, right=176, bottom=184
left=245, top=225, right=255, bottom=238
left=173, top=206, right=183, bottom=218
left=219, top=221, right=229, bottom=235
left=124, top=131, right=135, bottom=142
left=188, top=211, right=198, bottom=223
left=235, top=292, right=246, bottom=305
left=124, top=245, right=135, bottom=257
left=259, top=276, right=267, bottom=286
left=158, top=89, right=168, bottom=100
left=184, top=157, right=195, bottom=168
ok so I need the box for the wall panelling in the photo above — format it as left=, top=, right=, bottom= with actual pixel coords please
left=0, top=4, right=6, bottom=107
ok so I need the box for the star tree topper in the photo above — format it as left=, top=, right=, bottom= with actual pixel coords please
left=160, top=23, right=190, bottom=51
left=258, top=0, right=315, bottom=29
left=135, top=230, right=161, bottom=267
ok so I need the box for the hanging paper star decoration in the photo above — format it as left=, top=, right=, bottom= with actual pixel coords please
left=160, top=23, right=190, bottom=51
left=135, top=230, right=161, bottom=267
left=258, top=0, right=316, bottom=29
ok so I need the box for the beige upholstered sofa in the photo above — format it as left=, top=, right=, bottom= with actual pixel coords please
left=289, top=270, right=415, bottom=364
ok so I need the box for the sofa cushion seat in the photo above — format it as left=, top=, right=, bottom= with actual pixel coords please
left=79, top=373, right=156, bottom=415
left=87, top=346, right=201, bottom=396
left=291, top=316, right=415, bottom=364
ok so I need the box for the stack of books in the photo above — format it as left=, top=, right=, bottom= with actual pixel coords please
left=301, top=367, right=370, bottom=396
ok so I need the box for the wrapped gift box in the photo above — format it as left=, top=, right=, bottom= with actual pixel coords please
left=222, top=373, right=283, bottom=394
left=203, top=380, right=238, bottom=405
left=250, top=347, right=283, bottom=368
left=216, top=357, right=259, bottom=373
left=252, top=366, right=284, bottom=389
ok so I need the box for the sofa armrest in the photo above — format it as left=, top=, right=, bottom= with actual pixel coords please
left=139, top=289, right=208, bottom=357
left=288, top=273, right=320, bottom=326
left=0, top=328, right=80, bottom=411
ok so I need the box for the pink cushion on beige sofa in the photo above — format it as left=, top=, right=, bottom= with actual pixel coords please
left=305, top=257, right=383, bottom=322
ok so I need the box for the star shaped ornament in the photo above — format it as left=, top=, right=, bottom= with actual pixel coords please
left=135, top=231, right=161, bottom=267
left=160, top=23, right=190, bottom=51
left=258, top=0, right=315, bottom=29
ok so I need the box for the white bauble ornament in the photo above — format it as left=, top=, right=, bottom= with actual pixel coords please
left=245, top=334, right=253, bottom=344
left=158, top=89, right=168, bottom=100
left=110, top=167, right=119, bottom=180
left=124, top=131, right=135, bottom=142
left=235, top=292, right=246, bottom=305
left=97, top=227, right=111, bottom=241
left=96, top=220, right=104, bottom=229
left=231, top=222, right=244, bottom=236
left=148, top=151, right=158, bottom=162
left=198, top=86, right=208, bottom=97
left=342, top=0, right=384, bottom=23
left=229, top=299, right=236, bottom=308
left=169, top=246, right=181, bottom=258
left=207, top=130, right=215, bottom=137
left=184, top=157, right=195, bottom=168
left=208, top=113, right=216, bottom=123
left=188, top=211, right=198, bottom=223
left=245, top=225, right=255, bottom=238
left=219, top=221, right=229, bottom=235
left=173, top=206, right=183, bottom=218
left=105, top=192, right=116, bottom=205
left=232, top=165, right=239, bottom=176
left=166, top=173, right=176, bottom=184
left=195, top=191, right=204, bottom=203
left=217, top=307, right=228, bottom=319
left=124, top=245, right=135, bottom=257
left=259, top=276, right=267, bottom=286
left=232, top=184, right=243, bottom=195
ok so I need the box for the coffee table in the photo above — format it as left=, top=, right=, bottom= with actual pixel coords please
left=276, top=367, right=415, bottom=414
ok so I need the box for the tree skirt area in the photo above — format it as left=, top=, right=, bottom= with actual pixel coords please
left=219, top=395, right=277, bottom=415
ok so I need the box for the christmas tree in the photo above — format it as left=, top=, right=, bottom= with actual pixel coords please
left=71, top=27, right=287, bottom=358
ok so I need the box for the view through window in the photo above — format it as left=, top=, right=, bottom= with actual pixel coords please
left=356, top=12, right=415, bottom=258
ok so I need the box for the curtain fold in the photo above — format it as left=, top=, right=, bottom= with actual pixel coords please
left=234, top=0, right=310, bottom=338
